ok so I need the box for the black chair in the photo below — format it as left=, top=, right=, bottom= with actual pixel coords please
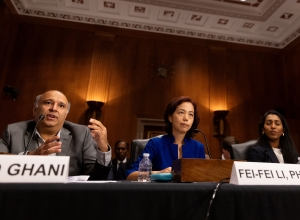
left=231, top=140, right=257, bottom=160
left=129, top=135, right=163, bottom=165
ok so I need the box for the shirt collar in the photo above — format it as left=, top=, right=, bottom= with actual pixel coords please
left=118, top=158, right=127, bottom=164
left=35, top=129, right=62, bottom=142
left=165, top=134, right=190, bottom=145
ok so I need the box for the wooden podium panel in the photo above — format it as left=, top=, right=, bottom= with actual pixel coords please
left=172, top=159, right=234, bottom=182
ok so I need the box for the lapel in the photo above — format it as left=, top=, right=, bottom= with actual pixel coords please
left=24, top=130, right=30, bottom=149
left=261, top=145, right=279, bottom=163
left=112, top=159, right=118, bottom=172
left=24, top=121, right=37, bottom=151
left=57, top=127, right=72, bottom=156
left=112, top=159, right=118, bottom=180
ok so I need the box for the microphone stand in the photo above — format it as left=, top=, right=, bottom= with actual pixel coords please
left=23, top=115, right=45, bottom=155
left=194, top=129, right=212, bottom=159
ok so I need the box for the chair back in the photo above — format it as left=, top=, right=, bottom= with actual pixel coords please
left=129, top=135, right=164, bottom=165
left=129, top=138, right=150, bottom=165
left=231, top=140, right=257, bottom=160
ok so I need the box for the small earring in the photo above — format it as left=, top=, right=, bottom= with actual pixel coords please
left=282, top=133, right=284, bottom=137
left=262, top=131, right=265, bottom=135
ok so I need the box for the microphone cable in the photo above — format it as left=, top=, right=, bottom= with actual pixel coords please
left=205, top=177, right=230, bottom=220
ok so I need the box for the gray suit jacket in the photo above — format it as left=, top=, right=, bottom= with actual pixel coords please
left=0, top=120, right=111, bottom=179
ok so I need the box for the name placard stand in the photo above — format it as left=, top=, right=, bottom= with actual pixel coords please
left=0, top=155, right=69, bottom=183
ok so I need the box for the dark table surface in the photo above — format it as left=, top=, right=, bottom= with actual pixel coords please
left=1, top=181, right=300, bottom=220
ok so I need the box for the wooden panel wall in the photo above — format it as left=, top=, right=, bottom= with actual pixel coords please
left=0, top=7, right=19, bottom=96
left=0, top=19, right=95, bottom=127
left=282, top=42, right=300, bottom=153
left=1, top=4, right=300, bottom=159
left=283, top=43, right=300, bottom=119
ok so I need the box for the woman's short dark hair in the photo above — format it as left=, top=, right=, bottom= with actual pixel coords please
left=163, top=96, right=200, bottom=138
left=257, top=110, right=298, bottom=163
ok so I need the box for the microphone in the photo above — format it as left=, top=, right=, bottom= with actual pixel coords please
left=23, top=115, right=45, bottom=155
left=194, top=129, right=212, bottom=159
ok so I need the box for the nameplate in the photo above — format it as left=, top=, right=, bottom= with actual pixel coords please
left=230, top=161, right=300, bottom=185
left=0, top=155, right=69, bottom=183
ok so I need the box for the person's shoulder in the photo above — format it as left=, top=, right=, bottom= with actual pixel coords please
left=186, top=137, right=204, bottom=146
left=247, top=143, right=265, bottom=161
left=248, top=144, right=264, bottom=153
left=252, top=143, right=263, bottom=149
left=8, top=120, right=33, bottom=125
left=150, top=134, right=165, bottom=141
left=7, top=120, right=35, bottom=130
left=146, top=134, right=166, bottom=146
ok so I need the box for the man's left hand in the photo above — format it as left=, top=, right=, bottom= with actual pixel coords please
left=88, top=118, right=108, bottom=152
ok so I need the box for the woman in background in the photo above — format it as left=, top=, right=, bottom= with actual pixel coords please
left=126, top=96, right=205, bottom=180
left=247, top=110, right=298, bottom=164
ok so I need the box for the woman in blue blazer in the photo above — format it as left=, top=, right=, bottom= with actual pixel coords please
left=127, top=96, right=205, bottom=180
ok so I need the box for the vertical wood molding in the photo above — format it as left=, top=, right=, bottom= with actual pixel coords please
left=208, top=46, right=227, bottom=111
left=208, top=46, right=227, bottom=156
left=0, top=8, right=19, bottom=93
left=86, top=32, right=115, bottom=102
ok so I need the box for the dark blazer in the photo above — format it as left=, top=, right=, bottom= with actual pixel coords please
left=0, top=120, right=111, bottom=179
left=111, top=158, right=131, bottom=180
left=247, top=144, right=279, bottom=163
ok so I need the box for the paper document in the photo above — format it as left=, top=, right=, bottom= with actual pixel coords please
left=67, top=176, right=118, bottom=183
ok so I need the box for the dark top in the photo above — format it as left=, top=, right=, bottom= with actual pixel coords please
left=247, top=144, right=280, bottom=163
left=111, top=157, right=132, bottom=180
